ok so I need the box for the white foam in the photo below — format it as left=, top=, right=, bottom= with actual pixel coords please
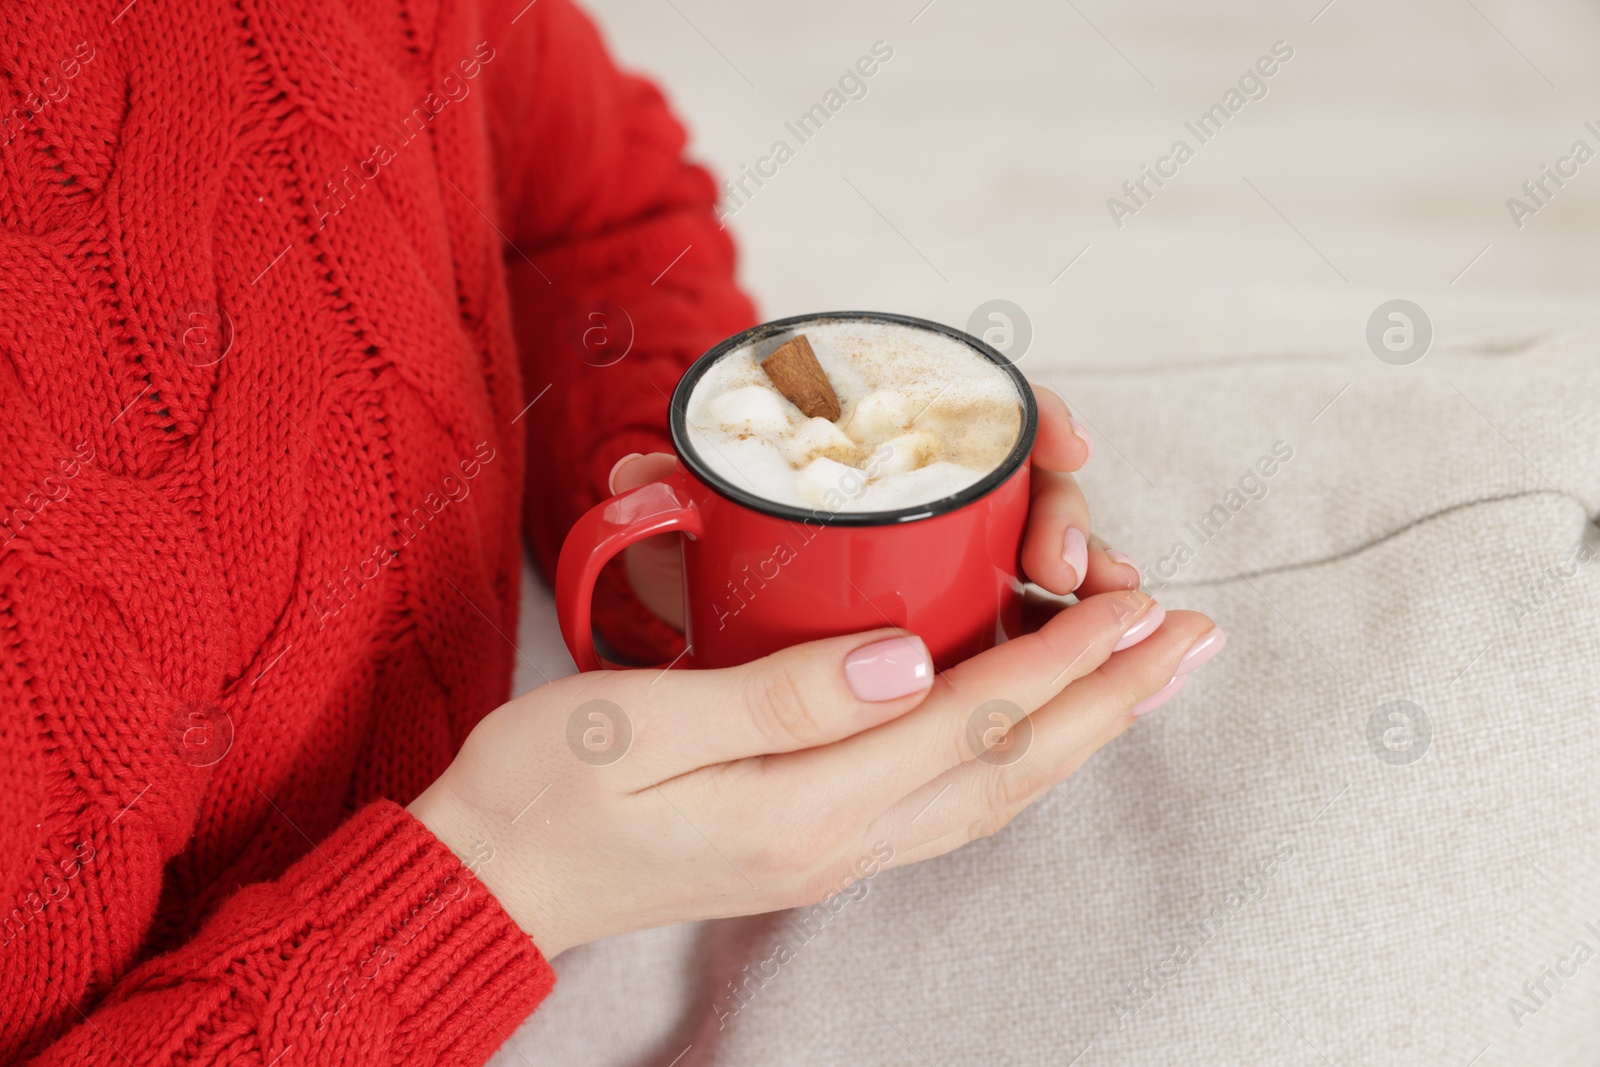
left=684, top=319, right=1022, bottom=513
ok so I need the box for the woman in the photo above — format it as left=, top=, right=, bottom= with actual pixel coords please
left=0, top=0, right=1219, bottom=1062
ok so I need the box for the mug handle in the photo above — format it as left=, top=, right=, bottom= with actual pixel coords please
left=556, top=471, right=703, bottom=672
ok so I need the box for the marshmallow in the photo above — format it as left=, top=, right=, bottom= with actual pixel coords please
left=707, top=385, right=793, bottom=438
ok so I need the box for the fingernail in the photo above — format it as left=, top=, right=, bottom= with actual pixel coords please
left=1105, top=548, right=1140, bottom=585
left=845, top=635, right=933, bottom=701
left=1176, top=627, right=1226, bottom=675
left=607, top=453, right=644, bottom=494
left=1132, top=674, right=1188, bottom=717
left=1068, top=416, right=1094, bottom=461
left=1062, top=527, right=1088, bottom=590
left=1114, top=603, right=1166, bottom=651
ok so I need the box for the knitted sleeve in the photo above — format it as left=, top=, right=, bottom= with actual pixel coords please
left=482, top=0, right=759, bottom=663
left=0, top=372, right=553, bottom=1066
left=19, top=802, right=553, bottom=1066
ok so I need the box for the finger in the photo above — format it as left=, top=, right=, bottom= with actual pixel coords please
left=609, top=451, right=677, bottom=493
left=880, top=699, right=1139, bottom=870
left=870, top=710, right=1145, bottom=870
left=1020, top=586, right=1071, bottom=634
left=875, top=717, right=1139, bottom=870
left=1027, top=386, right=1135, bottom=590
left=1020, top=470, right=1135, bottom=595
left=1018, top=584, right=1137, bottom=635
left=780, top=590, right=1162, bottom=814
left=590, top=628, right=937, bottom=776
left=623, top=536, right=686, bottom=630
left=1022, top=469, right=1091, bottom=595
left=612, top=452, right=683, bottom=561
left=1080, top=533, right=1142, bottom=594
left=900, top=611, right=1212, bottom=846
left=868, top=611, right=1215, bottom=865
left=1028, top=383, right=1093, bottom=473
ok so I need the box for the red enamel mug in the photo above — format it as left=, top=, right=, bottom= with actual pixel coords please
left=555, top=311, right=1039, bottom=672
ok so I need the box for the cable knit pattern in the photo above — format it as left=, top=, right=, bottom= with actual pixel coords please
left=0, top=0, right=751, bottom=1061
left=496, top=0, right=756, bottom=662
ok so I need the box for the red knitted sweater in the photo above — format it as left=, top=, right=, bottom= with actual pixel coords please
left=0, top=0, right=753, bottom=1062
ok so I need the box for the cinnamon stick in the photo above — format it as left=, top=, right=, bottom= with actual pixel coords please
left=760, top=334, right=841, bottom=421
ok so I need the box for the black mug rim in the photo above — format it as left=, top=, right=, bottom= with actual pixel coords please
left=668, top=310, right=1039, bottom=527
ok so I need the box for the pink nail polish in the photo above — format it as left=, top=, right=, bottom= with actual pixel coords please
left=1132, top=674, right=1187, bottom=717
left=1114, top=603, right=1166, bottom=651
left=1105, top=549, right=1140, bottom=585
left=1062, top=527, right=1088, bottom=590
left=1175, top=627, right=1226, bottom=675
left=844, top=636, right=933, bottom=701
left=1068, top=416, right=1094, bottom=461
left=607, top=453, right=644, bottom=494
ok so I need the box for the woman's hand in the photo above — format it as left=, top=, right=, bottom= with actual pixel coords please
left=408, top=592, right=1220, bottom=957
left=608, top=384, right=1139, bottom=631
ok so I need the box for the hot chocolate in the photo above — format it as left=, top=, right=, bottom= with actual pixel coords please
left=683, top=319, right=1022, bottom=513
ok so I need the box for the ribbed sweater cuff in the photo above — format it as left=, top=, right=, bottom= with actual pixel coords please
left=278, top=800, right=555, bottom=1062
